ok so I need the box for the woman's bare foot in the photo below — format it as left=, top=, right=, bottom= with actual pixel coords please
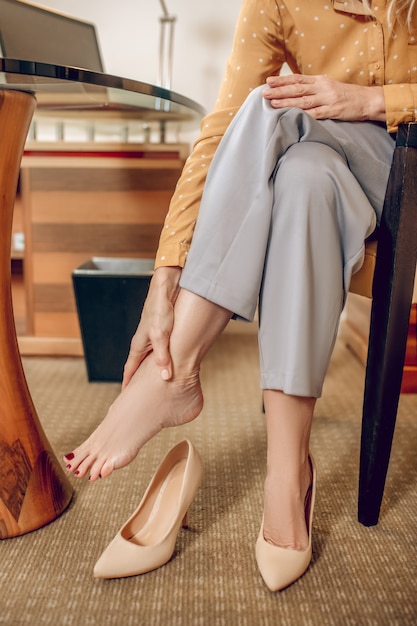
left=63, top=353, right=203, bottom=481
left=262, top=456, right=312, bottom=551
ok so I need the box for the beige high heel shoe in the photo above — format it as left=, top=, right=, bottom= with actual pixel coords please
left=255, top=454, right=316, bottom=592
left=94, top=440, right=204, bottom=579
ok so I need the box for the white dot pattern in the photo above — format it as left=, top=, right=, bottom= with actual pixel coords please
left=155, top=0, right=417, bottom=268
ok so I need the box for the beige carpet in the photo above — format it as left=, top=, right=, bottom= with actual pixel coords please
left=1, top=333, right=416, bottom=626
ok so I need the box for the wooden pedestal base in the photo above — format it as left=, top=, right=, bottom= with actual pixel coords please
left=0, top=90, right=73, bottom=538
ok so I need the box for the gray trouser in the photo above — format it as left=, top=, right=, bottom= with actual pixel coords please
left=180, top=85, right=395, bottom=397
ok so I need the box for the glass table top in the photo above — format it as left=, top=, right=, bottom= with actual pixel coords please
left=0, top=58, right=205, bottom=126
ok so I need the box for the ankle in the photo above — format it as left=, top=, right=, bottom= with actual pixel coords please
left=262, top=462, right=312, bottom=551
left=266, top=455, right=311, bottom=493
left=171, top=364, right=201, bottom=389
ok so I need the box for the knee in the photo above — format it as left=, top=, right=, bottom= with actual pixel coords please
left=273, top=142, right=347, bottom=227
left=276, top=142, right=344, bottom=193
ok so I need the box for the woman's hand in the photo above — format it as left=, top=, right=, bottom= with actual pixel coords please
left=122, top=266, right=182, bottom=389
left=263, top=74, right=386, bottom=122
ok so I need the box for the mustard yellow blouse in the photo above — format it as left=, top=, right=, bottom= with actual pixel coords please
left=156, top=0, right=417, bottom=268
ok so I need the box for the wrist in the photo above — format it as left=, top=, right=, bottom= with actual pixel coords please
left=152, top=266, right=182, bottom=301
left=366, top=86, right=386, bottom=122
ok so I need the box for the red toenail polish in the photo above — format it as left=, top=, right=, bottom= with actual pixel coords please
left=66, top=464, right=72, bottom=470
left=65, top=452, right=75, bottom=460
left=74, top=470, right=80, bottom=476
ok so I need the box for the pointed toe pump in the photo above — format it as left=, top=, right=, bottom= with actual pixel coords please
left=255, top=454, right=317, bottom=592
left=94, top=440, right=204, bottom=579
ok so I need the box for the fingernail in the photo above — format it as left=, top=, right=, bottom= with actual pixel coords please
left=64, top=452, right=75, bottom=460
left=161, top=369, right=170, bottom=380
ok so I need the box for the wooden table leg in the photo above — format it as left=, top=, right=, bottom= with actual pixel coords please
left=0, top=90, right=73, bottom=538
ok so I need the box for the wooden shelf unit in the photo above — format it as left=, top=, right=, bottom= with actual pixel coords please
left=11, top=142, right=188, bottom=356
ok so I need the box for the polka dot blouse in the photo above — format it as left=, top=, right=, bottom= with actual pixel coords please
left=156, top=0, right=417, bottom=268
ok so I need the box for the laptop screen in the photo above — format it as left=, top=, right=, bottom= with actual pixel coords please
left=0, top=0, right=104, bottom=72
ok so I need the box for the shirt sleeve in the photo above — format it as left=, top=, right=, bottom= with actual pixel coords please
left=383, top=83, right=417, bottom=134
left=155, top=0, right=285, bottom=268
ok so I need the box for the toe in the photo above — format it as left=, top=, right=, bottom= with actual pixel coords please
left=63, top=448, right=89, bottom=474
left=72, top=454, right=97, bottom=479
left=88, top=459, right=106, bottom=482
left=99, top=459, right=115, bottom=479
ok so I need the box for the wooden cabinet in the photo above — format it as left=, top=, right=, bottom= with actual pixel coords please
left=11, top=142, right=188, bottom=356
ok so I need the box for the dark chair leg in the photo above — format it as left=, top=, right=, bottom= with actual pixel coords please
left=358, top=124, right=417, bottom=526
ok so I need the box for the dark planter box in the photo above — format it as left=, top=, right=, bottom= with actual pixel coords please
left=72, top=257, right=154, bottom=382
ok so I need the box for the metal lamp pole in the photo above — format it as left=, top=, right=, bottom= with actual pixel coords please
left=158, top=0, right=177, bottom=90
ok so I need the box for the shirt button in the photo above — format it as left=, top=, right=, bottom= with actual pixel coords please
left=375, top=63, right=381, bottom=70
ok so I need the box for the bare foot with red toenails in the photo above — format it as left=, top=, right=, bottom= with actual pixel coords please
left=63, top=352, right=203, bottom=481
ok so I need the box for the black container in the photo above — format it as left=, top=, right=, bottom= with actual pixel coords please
left=72, top=257, right=154, bottom=382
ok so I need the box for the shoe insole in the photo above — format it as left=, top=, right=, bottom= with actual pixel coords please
left=127, top=459, right=187, bottom=547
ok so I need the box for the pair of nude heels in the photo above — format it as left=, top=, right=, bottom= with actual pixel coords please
left=93, top=439, right=204, bottom=579
left=255, top=454, right=317, bottom=592
left=94, top=442, right=316, bottom=591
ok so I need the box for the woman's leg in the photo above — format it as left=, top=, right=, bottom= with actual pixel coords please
left=177, top=98, right=393, bottom=552
left=65, top=290, right=232, bottom=480
left=179, top=107, right=392, bottom=551
left=263, top=391, right=315, bottom=550
left=257, top=140, right=375, bottom=548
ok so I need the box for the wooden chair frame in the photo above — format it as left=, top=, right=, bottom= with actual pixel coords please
left=357, top=122, right=417, bottom=526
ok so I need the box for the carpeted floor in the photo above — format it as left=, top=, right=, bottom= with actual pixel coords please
left=0, top=333, right=416, bottom=625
